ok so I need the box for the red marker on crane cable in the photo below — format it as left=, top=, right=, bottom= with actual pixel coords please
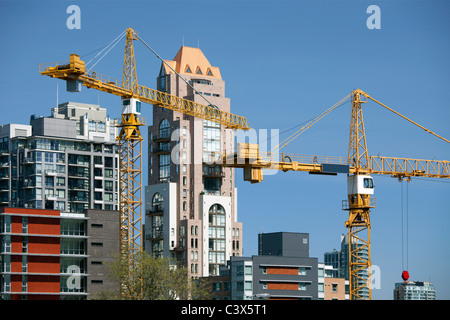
left=401, top=270, right=409, bottom=284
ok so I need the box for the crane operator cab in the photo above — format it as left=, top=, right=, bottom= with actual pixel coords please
left=121, top=98, right=142, bottom=115
left=347, top=175, right=375, bottom=195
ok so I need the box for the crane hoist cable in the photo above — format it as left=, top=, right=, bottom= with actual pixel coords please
left=401, top=179, right=410, bottom=276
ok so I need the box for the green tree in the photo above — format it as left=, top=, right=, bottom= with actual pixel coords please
left=96, top=251, right=212, bottom=300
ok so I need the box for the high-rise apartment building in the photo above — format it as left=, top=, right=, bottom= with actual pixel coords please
left=145, top=46, right=243, bottom=277
left=0, top=102, right=120, bottom=212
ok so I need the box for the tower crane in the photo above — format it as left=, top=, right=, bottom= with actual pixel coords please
left=223, top=89, right=449, bottom=300
left=39, top=28, right=250, bottom=297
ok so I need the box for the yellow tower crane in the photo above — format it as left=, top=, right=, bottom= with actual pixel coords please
left=223, top=89, right=449, bottom=300
left=39, top=28, right=250, bottom=297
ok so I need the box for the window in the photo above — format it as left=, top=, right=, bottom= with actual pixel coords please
left=97, top=122, right=106, bottom=133
left=364, top=178, right=374, bottom=188
left=152, top=192, right=163, bottom=211
left=298, top=283, right=307, bottom=291
left=208, top=204, right=226, bottom=276
left=45, top=176, right=54, bottom=187
left=57, top=189, right=65, bottom=199
left=105, top=180, right=113, bottom=191
left=159, top=75, right=167, bottom=92
left=104, top=169, right=113, bottom=178
left=245, top=266, right=252, bottom=275
left=185, top=65, right=192, bottom=73
left=159, top=154, right=170, bottom=181
left=206, top=69, right=213, bottom=76
left=89, top=121, right=96, bottom=132
left=190, top=79, right=212, bottom=86
left=22, top=217, right=28, bottom=234
left=332, top=283, right=338, bottom=293
left=298, top=267, right=307, bottom=275
left=203, top=119, right=221, bottom=164
left=45, top=152, right=54, bottom=163
left=136, top=101, right=141, bottom=113
left=196, top=67, right=202, bottom=75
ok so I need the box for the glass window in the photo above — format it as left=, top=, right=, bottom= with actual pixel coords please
left=159, top=119, right=170, bottom=139
left=152, top=192, right=163, bottom=211
left=364, top=178, right=374, bottom=188
left=136, top=101, right=141, bottom=113
left=97, top=122, right=106, bottom=133
left=45, top=152, right=53, bottom=163
left=208, top=204, right=226, bottom=276
left=89, top=121, right=96, bottom=131
left=159, top=154, right=170, bottom=181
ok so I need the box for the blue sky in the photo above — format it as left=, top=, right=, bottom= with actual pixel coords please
left=1, top=0, right=449, bottom=299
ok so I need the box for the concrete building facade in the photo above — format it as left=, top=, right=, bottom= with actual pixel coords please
left=145, top=46, right=243, bottom=277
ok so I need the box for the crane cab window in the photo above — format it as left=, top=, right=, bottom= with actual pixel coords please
left=364, top=178, right=374, bottom=189
left=136, top=101, right=141, bottom=113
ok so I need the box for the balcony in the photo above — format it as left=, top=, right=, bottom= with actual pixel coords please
left=69, top=196, right=88, bottom=203
left=147, top=205, right=163, bottom=215
left=153, top=145, right=171, bottom=155
left=203, top=170, right=224, bottom=178
left=153, top=133, right=171, bottom=142
left=44, top=169, right=57, bottom=176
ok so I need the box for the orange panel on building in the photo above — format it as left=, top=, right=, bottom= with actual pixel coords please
left=267, top=267, right=298, bottom=275
left=267, top=282, right=298, bottom=290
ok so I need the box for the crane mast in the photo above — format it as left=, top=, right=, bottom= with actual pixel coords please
left=345, top=89, right=374, bottom=300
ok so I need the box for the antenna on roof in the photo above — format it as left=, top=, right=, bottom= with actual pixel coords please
left=197, top=37, right=200, bottom=48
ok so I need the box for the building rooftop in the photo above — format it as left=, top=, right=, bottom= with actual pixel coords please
left=162, top=46, right=222, bottom=79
